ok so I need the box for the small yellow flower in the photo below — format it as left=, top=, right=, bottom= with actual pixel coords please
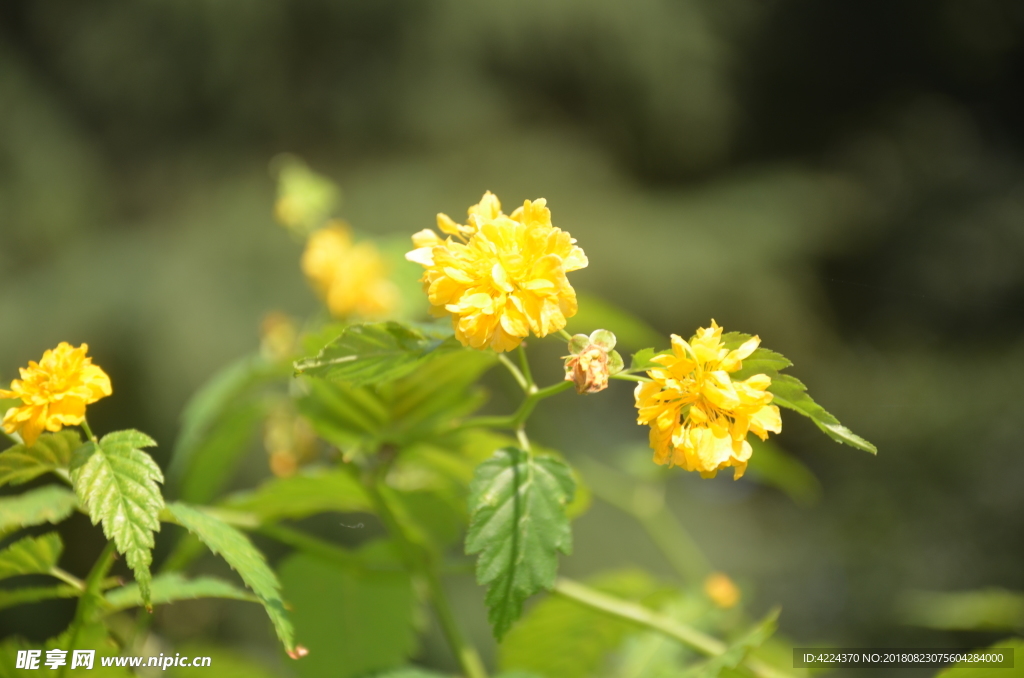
left=634, top=321, right=781, bottom=479
left=704, top=572, right=741, bottom=609
left=0, top=343, right=112, bottom=447
left=406, top=191, right=588, bottom=352
left=302, top=221, right=399, bottom=319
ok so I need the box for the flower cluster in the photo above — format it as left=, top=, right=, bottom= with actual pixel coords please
left=406, top=192, right=588, bottom=352
left=634, top=321, right=781, bottom=479
left=302, top=222, right=399, bottom=319
left=0, top=342, right=112, bottom=446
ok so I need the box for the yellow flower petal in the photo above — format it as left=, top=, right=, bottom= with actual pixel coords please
left=634, top=322, right=782, bottom=479
left=1, top=343, right=112, bottom=446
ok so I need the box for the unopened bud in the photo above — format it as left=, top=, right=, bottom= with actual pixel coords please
left=563, top=330, right=624, bottom=394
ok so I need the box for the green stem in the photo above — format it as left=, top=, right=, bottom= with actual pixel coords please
left=497, top=354, right=529, bottom=392
left=611, top=373, right=652, bottom=383
left=80, top=418, right=98, bottom=443
left=364, top=476, right=488, bottom=678
left=60, top=541, right=117, bottom=678
left=49, top=567, right=86, bottom=591
left=459, top=380, right=573, bottom=432
left=552, top=578, right=792, bottom=678
left=557, top=328, right=573, bottom=341
left=516, top=345, right=535, bottom=390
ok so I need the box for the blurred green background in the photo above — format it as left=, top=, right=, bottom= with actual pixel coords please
left=2, top=0, right=1023, bottom=676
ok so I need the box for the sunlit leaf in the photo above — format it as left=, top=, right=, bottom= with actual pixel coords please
left=279, top=540, right=417, bottom=678
left=70, top=430, right=164, bottom=608
left=0, top=430, right=81, bottom=487
left=295, top=321, right=458, bottom=387
left=104, top=572, right=258, bottom=613
left=768, top=375, right=877, bottom=454
left=166, top=502, right=295, bottom=654
left=466, top=448, right=575, bottom=640
left=0, top=532, right=62, bottom=580
left=0, top=485, right=78, bottom=538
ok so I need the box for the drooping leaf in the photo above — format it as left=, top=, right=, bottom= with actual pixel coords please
left=684, top=608, right=779, bottom=678
left=0, top=584, right=80, bottom=612
left=466, top=448, right=576, bottom=640
left=0, top=485, right=78, bottom=538
left=220, top=467, right=372, bottom=523
left=166, top=502, right=295, bottom=654
left=500, top=569, right=665, bottom=678
left=768, top=375, right=877, bottom=454
left=0, top=430, right=81, bottom=487
left=295, top=321, right=458, bottom=387
left=744, top=439, right=822, bottom=507
left=70, top=429, right=164, bottom=609
left=104, top=572, right=258, bottom=613
left=897, top=589, right=1024, bottom=632
left=0, top=532, right=62, bottom=580
left=279, top=540, right=417, bottom=678
left=933, top=638, right=1024, bottom=677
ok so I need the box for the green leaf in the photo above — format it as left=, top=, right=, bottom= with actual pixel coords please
left=0, top=485, right=78, bottom=538
left=466, top=448, right=576, bottom=640
left=166, top=502, right=295, bottom=654
left=0, top=430, right=81, bottom=487
left=933, top=638, right=1024, bottom=677
left=367, top=670, right=453, bottom=678
left=0, top=584, right=80, bottom=612
left=565, top=293, right=662, bottom=350
left=176, top=399, right=267, bottom=504
left=744, top=439, right=822, bottom=507
left=719, top=332, right=755, bottom=351
left=768, top=375, right=877, bottom=454
left=0, top=532, right=62, bottom=580
left=168, top=354, right=286, bottom=499
left=220, top=467, right=372, bottom=523
left=898, top=589, right=1024, bottom=632
left=628, top=348, right=674, bottom=374
left=295, top=321, right=457, bottom=387
left=168, top=643, right=282, bottom=678
left=684, top=608, right=779, bottom=678
left=297, top=378, right=387, bottom=454
left=730, top=347, right=793, bottom=381
left=384, top=349, right=495, bottom=443
left=104, top=572, right=259, bottom=613
left=70, top=429, right=164, bottom=609
left=279, top=540, right=417, bottom=678
left=500, top=569, right=664, bottom=678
